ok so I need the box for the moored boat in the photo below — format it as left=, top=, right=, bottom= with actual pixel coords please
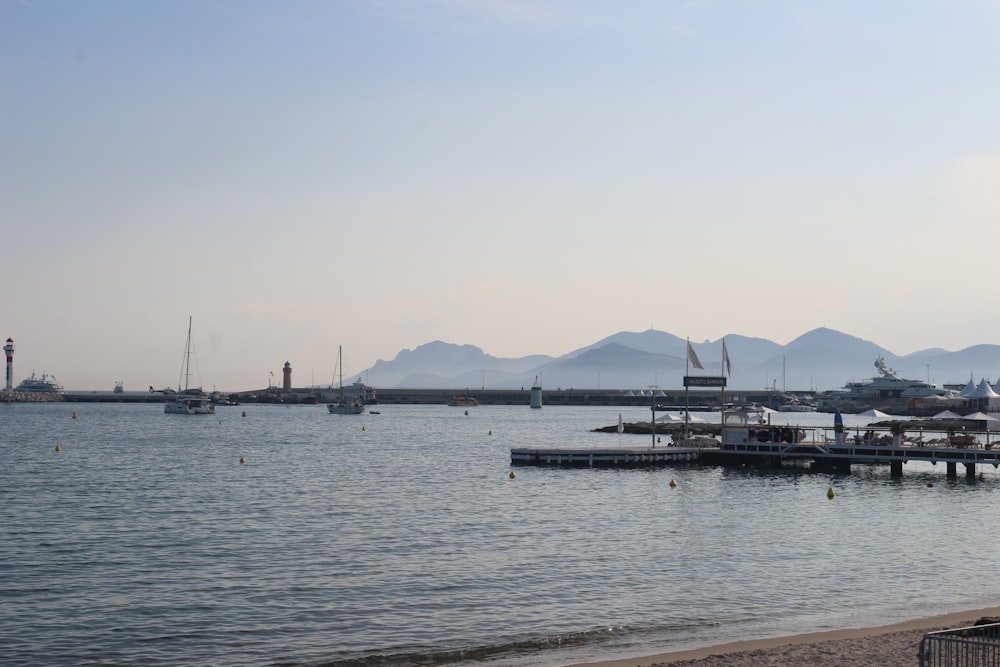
left=328, top=346, right=365, bottom=415
left=16, top=372, right=63, bottom=393
left=165, top=389, right=216, bottom=415
left=817, top=356, right=947, bottom=414
left=447, top=393, right=479, bottom=407
left=164, top=317, right=215, bottom=415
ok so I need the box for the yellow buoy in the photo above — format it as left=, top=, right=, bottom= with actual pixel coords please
left=669, top=479, right=677, bottom=488
left=239, top=457, right=245, bottom=464
left=827, top=486, right=835, bottom=499
left=55, top=444, right=61, bottom=452
left=508, top=471, right=516, bottom=479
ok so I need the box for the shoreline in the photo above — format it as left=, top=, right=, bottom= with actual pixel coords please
left=568, top=606, right=1000, bottom=667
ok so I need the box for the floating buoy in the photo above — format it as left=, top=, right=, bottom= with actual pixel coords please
left=657, top=437, right=661, bottom=443
left=464, top=410, right=469, bottom=416
left=669, top=479, right=677, bottom=488
left=239, top=457, right=245, bottom=464
left=362, top=425, right=366, bottom=431
left=827, top=486, right=835, bottom=499
left=72, top=411, right=77, bottom=419
left=242, top=410, right=246, bottom=418
left=218, top=420, right=222, bottom=425
left=927, top=481, right=934, bottom=487
left=489, top=430, right=492, bottom=436
left=508, top=471, right=516, bottom=479
left=55, top=444, right=61, bottom=452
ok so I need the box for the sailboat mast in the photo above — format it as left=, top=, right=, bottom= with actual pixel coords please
left=180, top=316, right=193, bottom=392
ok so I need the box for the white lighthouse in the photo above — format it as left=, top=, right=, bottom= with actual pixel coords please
left=4, top=338, right=14, bottom=391
left=530, top=374, right=542, bottom=409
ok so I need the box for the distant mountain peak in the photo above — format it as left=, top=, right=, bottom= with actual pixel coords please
left=359, top=330, right=998, bottom=391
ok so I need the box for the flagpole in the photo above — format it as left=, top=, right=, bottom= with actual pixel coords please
left=649, top=387, right=656, bottom=448
left=721, top=338, right=726, bottom=433
left=684, top=338, right=690, bottom=444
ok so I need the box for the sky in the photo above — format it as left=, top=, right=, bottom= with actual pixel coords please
left=2, top=0, right=999, bottom=392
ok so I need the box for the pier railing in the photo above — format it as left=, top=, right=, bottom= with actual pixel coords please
left=919, top=622, right=1000, bottom=667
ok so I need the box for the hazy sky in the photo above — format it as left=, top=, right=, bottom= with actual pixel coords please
left=2, top=0, right=998, bottom=391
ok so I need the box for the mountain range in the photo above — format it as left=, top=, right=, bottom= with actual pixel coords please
left=353, top=328, right=999, bottom=393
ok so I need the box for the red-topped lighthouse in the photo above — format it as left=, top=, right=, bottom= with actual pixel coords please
left=4, top=338, right=14, bottom=391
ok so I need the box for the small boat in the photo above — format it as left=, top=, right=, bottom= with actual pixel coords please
left=165, top=389, right=216, bottom=415
left=777, top=395, right=817, bottom=412
left=447, top=392, right=479, bottom=407
left=164, top=317, right=215, bottom=415
left=16, top=372, right=63, bottom=393
left=328, top=346, right=365, bottom=415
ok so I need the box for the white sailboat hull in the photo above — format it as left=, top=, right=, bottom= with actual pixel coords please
left=165, top=317, right=215, bottom=415
left=165, top=396, right=216, bottom=415
left=327, top=345, right=365, bottom=415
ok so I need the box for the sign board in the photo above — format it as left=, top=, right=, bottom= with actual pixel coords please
left=684, top=375, right=727, bottom=388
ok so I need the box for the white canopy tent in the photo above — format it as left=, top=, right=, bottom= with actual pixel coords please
left=966, top=379, right=1000, bottom=399
left=963, top=411, right=999, bottom=421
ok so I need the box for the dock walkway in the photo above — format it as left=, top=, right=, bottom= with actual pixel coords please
left=512, top=440, right=1000, bottom=478
left=510, top=446, right=700, bottom=467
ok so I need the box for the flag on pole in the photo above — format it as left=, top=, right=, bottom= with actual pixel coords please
left=687, top=341, right=704, bottom=370
left=722, top=339, right=732, bottom=377
left=617, top=413, right=624, bottom=434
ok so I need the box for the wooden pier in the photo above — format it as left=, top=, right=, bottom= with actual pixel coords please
left=708, top=440, right=1000, bottom=478
left=510, top=446, right=700, bottom=468
left=511, top=441, right=1000, bottom=478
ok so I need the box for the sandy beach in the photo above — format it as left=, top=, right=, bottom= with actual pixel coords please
left=570, top=606, right=1000, bottom=667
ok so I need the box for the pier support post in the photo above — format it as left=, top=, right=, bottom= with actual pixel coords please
left=965, top=462, right=976, bottom=479
left=890, top=460, right=903, bottom=477
left=946, top=461, right=957, bottom=479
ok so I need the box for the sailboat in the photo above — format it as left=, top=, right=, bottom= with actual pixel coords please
left=327, top=346, right=364, bottom=415
left=164, top=317, right=216, bottom=415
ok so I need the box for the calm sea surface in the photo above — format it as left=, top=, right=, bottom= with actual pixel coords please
left=3, top=402, right=1000, bottom=667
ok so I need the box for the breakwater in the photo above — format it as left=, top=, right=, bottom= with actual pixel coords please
left=9, top=387, right=786, bottom=407
left=0, top=391, right=62, bottom=403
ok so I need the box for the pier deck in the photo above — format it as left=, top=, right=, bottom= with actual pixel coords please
left=512, top=441, right=1000, bottom=478
left=510, top=446, right=700, bottom=467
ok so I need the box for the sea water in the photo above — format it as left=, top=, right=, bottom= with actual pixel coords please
left=2, top=402, right=1000, bottom=667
